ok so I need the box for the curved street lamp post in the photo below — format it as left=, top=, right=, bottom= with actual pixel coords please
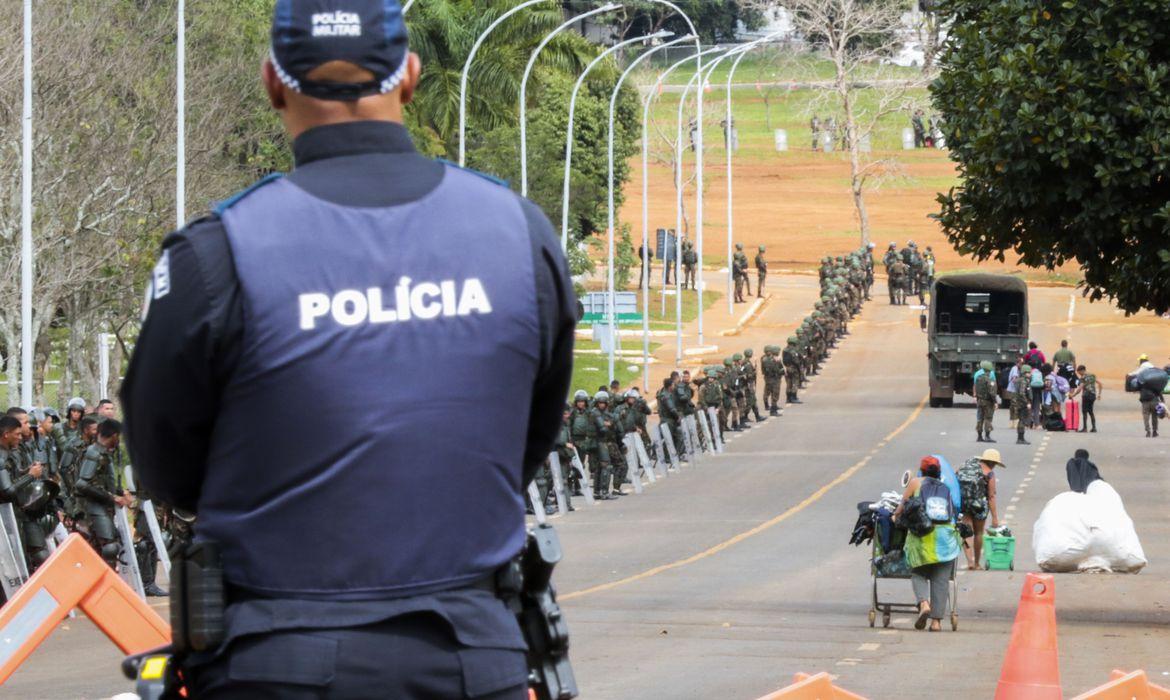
left=458, top=0, right=550, bottom=166
left=639, top=45, right=726, bottom=389
left=604, top=34, right=696, bottom=382
left=520, top=2, right=622, bottom=197
left=560, top=31, right=671, bottom=251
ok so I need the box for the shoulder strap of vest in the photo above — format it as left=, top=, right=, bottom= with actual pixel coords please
left=436, top=159, right=509, bottom=189
left=213, top=172, right=285, bottom=216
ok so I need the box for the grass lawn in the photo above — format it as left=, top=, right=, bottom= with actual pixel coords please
left=570, top=340, right=661, bottom=396
left=578, top=286, right=723, bottom=331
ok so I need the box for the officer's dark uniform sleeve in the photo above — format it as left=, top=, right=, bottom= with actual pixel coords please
left=120, top=219, right=243, bottom=513
left=520, top=200, right=577, bottom=486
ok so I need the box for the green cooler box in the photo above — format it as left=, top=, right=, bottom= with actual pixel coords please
left=983, top=533, right=1016, bottom=571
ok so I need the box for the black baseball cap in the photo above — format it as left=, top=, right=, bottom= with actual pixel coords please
left=271, top=0, right=409, bottom=102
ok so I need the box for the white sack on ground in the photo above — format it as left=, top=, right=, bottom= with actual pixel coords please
left=1032, top=481, right=1147, bottom=573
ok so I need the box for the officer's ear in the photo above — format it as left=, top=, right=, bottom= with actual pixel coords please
left=262, top=59, right=288, bottom=112
left=397, top=53, right=422, bottom=107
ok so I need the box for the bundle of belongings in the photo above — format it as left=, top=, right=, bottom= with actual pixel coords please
left=1033, top=451, right=1147, bottom=573
left=850, top=492, right=911, bottom=576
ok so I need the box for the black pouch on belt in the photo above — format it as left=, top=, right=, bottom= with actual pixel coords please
left=170, top=541, right=226, bottom=655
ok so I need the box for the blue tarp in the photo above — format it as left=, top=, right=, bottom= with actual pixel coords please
left=932, top=454, right=962, bottom=511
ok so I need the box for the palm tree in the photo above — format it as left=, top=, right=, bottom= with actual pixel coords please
left=405, top=0, right=597, bottom=158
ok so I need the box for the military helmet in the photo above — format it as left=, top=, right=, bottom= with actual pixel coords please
left=888, top=242, right=896, bottom=249
left=625, top=388, right=640, bottom=400
left=908, top=240, right=916, bottom=247
left=758, top=245, right=766, bottom=252
left=867, top=242, right=875, bottom=249
left=1021, top=365, right=1032, bottom=373
left=67, top=397, right=86, bottom=412
left=788, top=336, right=799, bottom=345
left=733, top=353, right=743, bottom=362
left=723, top=358, right=733, bottom=367
left=573, top=390, right=589, bottom=402
left=980, top=361, right=994, bottom=372
left=736, top=243, right=744, bottom=251
left=593, top=391, right=609, bottom=403
left=744, top=348, right=754, bottom=357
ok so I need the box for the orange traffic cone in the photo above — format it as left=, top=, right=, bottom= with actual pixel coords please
left=995, top=573, right=1062, bottom=700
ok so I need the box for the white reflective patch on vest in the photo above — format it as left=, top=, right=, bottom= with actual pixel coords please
left=299, top=278, right=493, bottom=331
left=152, top=251, right=171, bottom=300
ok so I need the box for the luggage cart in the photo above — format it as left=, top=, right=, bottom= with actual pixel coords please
left=867, top=540, right=959, bottom=631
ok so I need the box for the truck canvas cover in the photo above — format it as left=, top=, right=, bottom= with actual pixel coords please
left=932, top=274, right=1028, bottom=336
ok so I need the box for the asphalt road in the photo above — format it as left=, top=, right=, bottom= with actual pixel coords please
left=3, top=282, right=1168, bottom=699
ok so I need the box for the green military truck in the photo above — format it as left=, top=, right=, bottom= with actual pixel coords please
left=926, top=274, right=1029, bottom=408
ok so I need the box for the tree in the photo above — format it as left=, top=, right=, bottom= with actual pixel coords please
left=595, top=1, right=767, bottom=44
left=407, top=0, right=594, bottom=159
left=469, top=70, right=641, bottom=247
left=932, top=0, right=1170, bottom=314
left=788, top=0, right=922, bottom=245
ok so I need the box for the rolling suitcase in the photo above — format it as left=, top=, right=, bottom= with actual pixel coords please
left=1064, top=400, right=1080, bottom=432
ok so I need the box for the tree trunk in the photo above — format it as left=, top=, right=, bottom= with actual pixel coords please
left=1, top=323, right=19, bottom=408
left=838, top=61, right=871, bottom=246
left=34, top=327, right=53, bottom=407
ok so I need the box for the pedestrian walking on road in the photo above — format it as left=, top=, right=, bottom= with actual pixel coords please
left=1011, top=367, right=1033, bottom=444
left=893, top=457, right=960, bottom=632
left=957, top=449, right=1004, bottom=570
left=1023, top=341, right=1046, bottom=369
left=974, top=361, right=998, bottom=443
left=1071, top=365, right=1101, bottom=433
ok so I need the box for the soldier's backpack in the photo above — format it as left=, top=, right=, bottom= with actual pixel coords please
left=956, top=458, right=990, bottom=518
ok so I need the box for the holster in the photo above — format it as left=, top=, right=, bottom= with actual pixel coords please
left=497, top=524, right=578, bottom=700
left=169, top=541, right=226, bottom=656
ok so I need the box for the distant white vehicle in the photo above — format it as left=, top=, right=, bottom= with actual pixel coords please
left=887, top=43, right=926, bottom=68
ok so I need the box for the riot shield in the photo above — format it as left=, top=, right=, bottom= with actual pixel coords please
left=569, top=448, right=596, bottom=506
left=658, top=423, right=681, bottom=469
left=0, top=510, right=28, bottom=598
left=631, top=434, right=657, bottom=483
left=123, top=469, right=171, bottom=578
left=527, top=482, right=547, bottom=525
left=706, top=407, right=725, bottom=453
left=114, top=506, right=146, bottom=599
left=0, top=504, right=29, bottom=581
left=546, top=453, right=569, bottom=516
left=621, top=435, right=645, bottom=494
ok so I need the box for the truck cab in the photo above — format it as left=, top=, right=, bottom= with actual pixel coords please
left=926, top=274, right=1029, bottom=407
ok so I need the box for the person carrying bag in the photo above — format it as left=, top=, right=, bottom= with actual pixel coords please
left=894, top=456, right=961, bottom=632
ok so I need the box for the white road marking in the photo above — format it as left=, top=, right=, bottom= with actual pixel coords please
left=1007, top=505, right=1017, bottom=511
left=836, top=659, right=860, bottom=667
left=1011, top=497, right=1020, bottom=503
left=858, top=643, right=881, bottom=652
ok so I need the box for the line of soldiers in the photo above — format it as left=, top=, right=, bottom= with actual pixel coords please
left=0, top=399, right=187, bottom=599
left=733, top=243, right=768, bottom=303
left=881, top=240, right=936, bottom=305
left=535, top=248, right=875, bottom=514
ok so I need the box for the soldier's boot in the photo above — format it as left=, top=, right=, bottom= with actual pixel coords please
left=753, top=406, right=765, bottom=422
left=770, top=406, right=781, bottom=416
left=976, top=431, right=985, bottom=443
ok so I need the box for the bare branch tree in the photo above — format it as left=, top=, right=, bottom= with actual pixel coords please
left=787, top=0, right=926, bottom=245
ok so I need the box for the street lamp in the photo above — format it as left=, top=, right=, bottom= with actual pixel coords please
left=604, top=34, right=695, bottom=382
left=459, top=0, right=550, bottom=167
left=724, top=32, right=788, bottom=314
left=639, top=45, right=726, bottom=389
left=521, top=2, right=622, bottom=197
left=560, top=31, right=672, bottom=251
left=20, top=0, right=33, bottom=407
left=177, top=0, right=186, bottom=228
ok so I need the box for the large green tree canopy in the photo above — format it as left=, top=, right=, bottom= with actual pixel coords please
left=932, top=0, right=1170, bottom=314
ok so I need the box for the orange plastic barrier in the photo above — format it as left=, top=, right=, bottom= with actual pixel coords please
left=995, top=573, right=1061, bottom=700
left=757, top=672, right=868, bottom=700
left=1071, top=670, right=1170, bottom=700
left=0, top=533, right=170, bottom=685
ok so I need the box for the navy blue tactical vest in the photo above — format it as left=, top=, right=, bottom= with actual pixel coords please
left=201, top=168, right=539, bottom=599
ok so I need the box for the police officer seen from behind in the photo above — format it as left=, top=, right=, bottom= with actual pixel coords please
left=120, top=1, right=576, bottom=697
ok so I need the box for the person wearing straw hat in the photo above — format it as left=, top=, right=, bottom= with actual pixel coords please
left=956, top=448, right=1005, bottom=570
